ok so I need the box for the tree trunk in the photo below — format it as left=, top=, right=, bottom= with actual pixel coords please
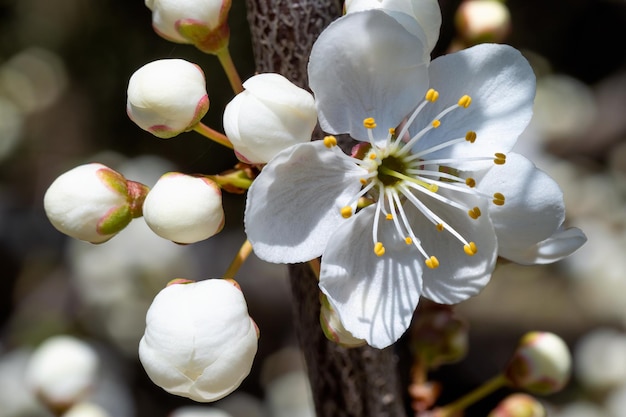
left=245, top=2, right=409, bottom=416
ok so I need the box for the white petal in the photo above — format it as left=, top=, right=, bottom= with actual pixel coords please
left=411, top=44, right=535, bottom=170
left=403, top=189, right=497, bottom=304
left=478, top=153, right=567, bottom=261
left=308, top=10, right=429, bottom=142
left=319, top=205, right=423, bottom=349
left=244, top=142, right=367, bottom=263
left=504, top=226, right=587, bottom=265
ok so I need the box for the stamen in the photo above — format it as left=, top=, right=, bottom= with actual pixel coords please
left=458, top=95, right=472, bottom=108
left=425, top=256, right=440, bottom=269
left=374, top=242, right=385, bottom=256
left=360, top=178, right=368, bottom=185
left=468, top=207, right=482, bottom=219
left=465, top=178, right=476, bottom=188
left=465, top=131, right=477, bottom=143
left=494, top=153, right=507, bottom=165
left=385, top=213, right=393, bottom=220
left=388, top=128, right=396, bottom=136
left=432, top=119, right=441, bottom=128
left=323, top=135, right=337, bottom=148
left=463, top=241, right=478, bottom=256
left=405, top=237, right=413, bottom=245
left=340, top=206, right=353, bottom=218
left=436, top=223, right=444, bottom=232
left=390, top=191, right=430, bottom=260
left=492, top=192, right=505, bottom=206
left=394, top=100, right=430, bottom=144
left=425, top=88, right=439, bottom=102
left=363, top=117, right=377, bottom=129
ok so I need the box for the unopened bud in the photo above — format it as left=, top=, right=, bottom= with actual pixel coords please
left=505, top=332, right=571, bottom=395
left=139, top=278, right=258, bottom=402
left=223, top=73, right=317, bottom=164
left=455, top=0, right=512, bottom=45
left=145, top=0, right=231, bottom=53
left=488, top=393, right=546, bottom=417
left=26, top=336, right=99, bottom=412
left=44, top=163, right=148, bottom=243
left=142, top=172, right=224, bottom=244
left=410, top=303, right=468, bottom=369
left=62, top=402, right=111, bottom=417
left=320, top=294, right=366, bottom=348
left=127, top=59, right=209, bottom=138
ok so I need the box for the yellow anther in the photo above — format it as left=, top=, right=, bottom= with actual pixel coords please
left=432, top=119, right=441, bottom=128
left=494, top=153, right=506, bottom=165
left=465, top=177, right=476, bottom=188
left=465, top=131, right=477, bottom=143
left=463, top=242, right=478, bottom=256
left=323, top=135, right=337, bottom=148
left=493, top=192, right=505, bottom=206
left=436, top=223, right=444, bottom=232
left=385, top=213, right=393, bottom=220
left=359, top=178, right=367, bottom=185
left=374, top=242, right=385, bottom=256
left=363, top=117, right=377, bottom=129
left=388, top=127, right=396, bottom=136
left=369, top=153, right=377, bottom=160
left=405, top=237, right=413, bottom=245
left=468, top=206, right=482, bottom=220
left=426, top=183, right=439, bottom=193
left=458, top=95, right=472, bottom=108
left=425, top=256, right=440, bottom=269
left=425, top=88, right=439, bottom=102
left=340, top=206, right=353, bottom=219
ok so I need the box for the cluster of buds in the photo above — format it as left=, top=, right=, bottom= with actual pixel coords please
left=488, top=394, right=547, bottom=417
left=139, top=278, right=259, bottom=402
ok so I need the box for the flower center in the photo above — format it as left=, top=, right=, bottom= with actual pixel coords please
left=324, top=88, right=506, bottom=270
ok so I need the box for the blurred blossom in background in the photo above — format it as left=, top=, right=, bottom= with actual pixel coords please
left=0, top=0, right=625, bottom=416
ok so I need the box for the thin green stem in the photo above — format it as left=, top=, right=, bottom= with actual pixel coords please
left=192, top=122, right=233, bottom=149
left=223, top=239, right=253, bottom=279
left=216, top=47, right=244, bottom=94
left=433, top=374, right=508, bottom=417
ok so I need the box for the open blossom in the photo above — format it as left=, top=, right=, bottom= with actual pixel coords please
left=223, top=73, right=317, bottom=164
left=245, top=9, right=585, bottom=348
left=127, top=59, right=209, bottom=139
left=139, top=279, right=258, bottom=402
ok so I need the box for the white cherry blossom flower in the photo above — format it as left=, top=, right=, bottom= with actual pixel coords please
left=245, top=9, right=585, bottom=348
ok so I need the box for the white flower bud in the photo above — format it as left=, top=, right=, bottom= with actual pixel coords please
left=170, top=406, right=234, bottom=417
left=455, top=0, right=512, bottom=44
left=127, top=59, right=209, bottom=138
left=320, top=294, right=366, bottom=348
left=44, top=163, right=149, bottom=243
left=505, top=332, right=572, bottom=395
left=223, top=73, right=317, bottom=164
left=139, top=279, right=258, bottom=402
left=26, top=336, right=99, bottom=410
left=145, top=0, right=231, bottom=52
left=142, top=172, right=224, bottom=244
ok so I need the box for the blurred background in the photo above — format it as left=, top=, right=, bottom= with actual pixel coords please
left=0, top=0, right=625, bottom=416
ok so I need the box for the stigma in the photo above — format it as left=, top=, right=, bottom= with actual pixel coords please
left=325, top=88, right=507, bottom=270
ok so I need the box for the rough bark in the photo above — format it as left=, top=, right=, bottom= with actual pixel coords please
left=245, top=1, right=409, bottom=416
